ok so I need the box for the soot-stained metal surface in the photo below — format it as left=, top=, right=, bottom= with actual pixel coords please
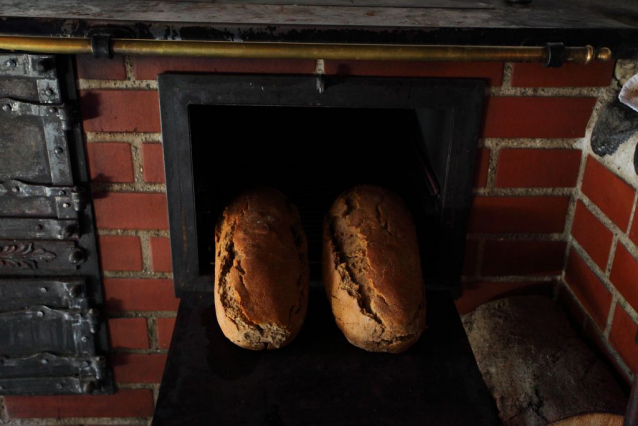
left=153, top=290, right=501, bottom=426
left=0, top=353, right=107, bottom=395
left=0, top=278, right=88, bottom=310
left=0, top=54, right=112, bottom=395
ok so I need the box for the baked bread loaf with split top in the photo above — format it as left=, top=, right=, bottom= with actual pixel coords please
left=214, top=187, right=309, bottom=350
left=322, top=185, right=426, bottom=353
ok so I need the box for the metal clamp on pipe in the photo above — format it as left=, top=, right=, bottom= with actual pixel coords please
left=0, top=36, right=613, bottom=65
left=90, top=35, right=112, bottom=59
left=545, top=42, right=566, bottom=68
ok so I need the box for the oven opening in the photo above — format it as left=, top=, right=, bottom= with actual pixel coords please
left=189, top=105, right=443, bottom=285
left=152, top=75, right=493, bottom=425
left=160, top=75, right=482, bottom=295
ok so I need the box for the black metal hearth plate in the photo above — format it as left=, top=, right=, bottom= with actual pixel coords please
left=152, top=289, right=500, bottom=426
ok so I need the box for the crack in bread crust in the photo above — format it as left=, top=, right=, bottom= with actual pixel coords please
left=217, top=220, right=291, bottom=349
left=329, top=214, right=385, bottom=328
left=217, top=221, right=244, bottom=328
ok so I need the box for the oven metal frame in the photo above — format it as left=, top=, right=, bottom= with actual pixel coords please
left=158, top=74, right=484, bottom=297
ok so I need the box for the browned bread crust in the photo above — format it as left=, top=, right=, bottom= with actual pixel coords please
left=322, top=185, right=426, bottom=353
left=214, top=187, right=309, bottom=350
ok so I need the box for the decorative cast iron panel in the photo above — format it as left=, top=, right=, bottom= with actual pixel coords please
left=0, top=54, right=112, bottom=395
left=0, top=240, right=84, bottom=271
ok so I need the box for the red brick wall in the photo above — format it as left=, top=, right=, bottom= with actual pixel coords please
left=1, top=55, right=625, bottom=423
left=560, top=154, right=638, bottom=381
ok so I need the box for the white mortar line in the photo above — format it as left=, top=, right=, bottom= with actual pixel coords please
left=124, top=55, right=135, bottom=81
left=102, top=270, right=173, bottom=280
left=77, top=79, right=158, bottom=90
left=90, top=182, right=166, bottom=193
left=604, top=296, right=618, bottom=338
left=482, top=138, right=581, bottom=149
left=485, top=145, right=499, bottom=189
left=130, top=142, right=144, bottom=184
left=85, top=132, right=163, bottom=143
left=605, top=235, right=620, bottom=276
left=473, top=187, right=573, bottom=197
left=151, top=384, right=160, bottom=406
left=108, top=347, right=169, bottom=356
left=488, top=86, right=607, bottom=97
left=500, top=62, right=513, bottom=88
left=97, top=229, right=171, bottom=237
left=115, top=383, right=157, bottom=390
left=107, top=311, right=178, bottom=319
left=139, top=233, right=154, bottom=274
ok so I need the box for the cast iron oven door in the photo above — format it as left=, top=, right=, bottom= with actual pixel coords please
left=0, top=54, right=111, bottom=395
left=154, top=74, right=498, bottom=425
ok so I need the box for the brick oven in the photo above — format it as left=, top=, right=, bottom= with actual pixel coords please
left=0, top=0, right=637, bottom=424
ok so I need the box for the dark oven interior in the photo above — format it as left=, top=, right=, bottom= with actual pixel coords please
left=189, top=105, right=440, bottom=286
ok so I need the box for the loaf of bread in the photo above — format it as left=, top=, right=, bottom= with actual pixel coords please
left=214, top=187, right=309, bottom=350
left=322, top=185, right=426, bottom=353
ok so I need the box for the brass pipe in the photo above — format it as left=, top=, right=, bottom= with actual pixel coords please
left=0, top=35, right=613, bottom=64
left=0, top=36, right=93, bottom=55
